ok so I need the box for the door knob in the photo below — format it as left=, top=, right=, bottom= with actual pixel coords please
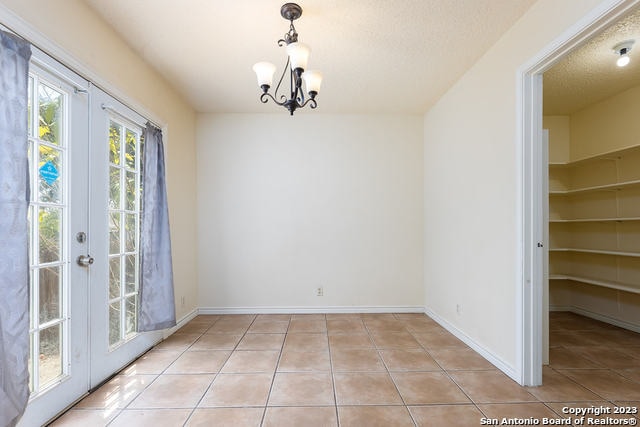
left=77, top=255, right=94, bottom=267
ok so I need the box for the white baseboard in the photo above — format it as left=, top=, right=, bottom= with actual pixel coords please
left=550, top=305, right=640, bottom=334
left=424, top=307, right=520, bottom=384
left=163, top=308, right=198, bottom=338
left=549, top=305, right=572, bottom=312
left=198, top=306, right=425, bottom=315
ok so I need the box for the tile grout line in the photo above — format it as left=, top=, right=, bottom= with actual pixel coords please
left=107, top=316, right=222, bottom=426
left=180, top=316, right=233, bottom=427
left=324, top=318, right=341, bottom=427
left=259, top=315, right=291, bottom=427
left=380, top=316, right=419, bottom=427
left=179, top=317, right=225, bottom=426
left=407, top=326, right=500, bottom=420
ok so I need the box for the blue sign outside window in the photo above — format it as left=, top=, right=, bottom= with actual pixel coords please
left=39, top=161, right=59, bottom=185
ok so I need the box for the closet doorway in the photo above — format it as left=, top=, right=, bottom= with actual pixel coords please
left=542, top=4, right=640, bottom=379
left=519, top=0, right=640, bottom=386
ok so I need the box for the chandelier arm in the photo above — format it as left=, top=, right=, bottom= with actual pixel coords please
left=297, top=84, right=305, bottom=104
left=292, top=68, right=304, bottom=104
left=273, top=57, right=289, bottom=102
left=259, top=92, right=287, bottom=107
left=298, top=97, right=317, bottom=109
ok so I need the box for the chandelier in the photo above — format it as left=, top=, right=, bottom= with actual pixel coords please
left=252, top=3, right=323, bottom=115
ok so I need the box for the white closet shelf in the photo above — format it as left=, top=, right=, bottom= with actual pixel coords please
left=548, top=145, right=640, bottom=167
left=549, top=217, right=640, bottom=223
left=548, top=142, right=640, bottom=305
left=549, top=179, right=640, bottom=195
left=549, top=248, right=640, bottom=258
left=549, top=274, right=640, bottom=294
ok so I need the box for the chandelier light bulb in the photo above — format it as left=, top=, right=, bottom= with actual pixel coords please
left=253, top=62, right=277, bottom=89
left=286, top=42, right=311, bottom=71
left=617, top=53, right=630, bottom=67
left=613, top=40, right=634, bottom=68
left=302, top=70, right=323, bottom=96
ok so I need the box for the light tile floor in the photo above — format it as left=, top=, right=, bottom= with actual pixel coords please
left=50, top=312, right=640, bottom=426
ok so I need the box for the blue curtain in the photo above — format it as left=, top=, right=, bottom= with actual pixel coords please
left=138, top=124, right=176, bottom=331
left=0, top=30, right=32, bottom=427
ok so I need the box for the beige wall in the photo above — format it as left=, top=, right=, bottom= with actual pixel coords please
left=196, top=113, right=424, bottom=310
left=423, top=0, right=605, bottom=374
left=543, top=116, right=571, bottom=163
left=571, top=85, right=640, bottom=160
left=1, top=0, right=198, bottom=320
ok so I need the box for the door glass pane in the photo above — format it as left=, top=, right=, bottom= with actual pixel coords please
left=28, top=73, right=69, bottom=397
left=28, top=77, right=33, bottom=137
left=39, top=266, right=60, bottom=323
left=109, top=167, right=121, bottom=209
left=28, top=142, right=34, bottom=197
left=125, top=129, right=137, bottom=170
left=125, top=296, right=137, bottom=337
left=107, top=117, right=142, bottom=349
left=125, top=214, right=136, bottom=252
left=109, top=213, right=121, bottom=254
left=39, top=207, right=61, bottom=264
left=28, top=334, right=34, bottom=392
left=125, top=255, right=136, bottom=294
left=109, top=257, right=121, bottom=300
left=109, top=303, right=121, bottom=346
left=109, top=122, right=121, bottom=165
left=125, top=171, right=136, bottom=211
left=38, top=83, right=62, bottom=145
left=39, top=325, right=62, bottom=387
left=38, top=146, right=62, bottom=203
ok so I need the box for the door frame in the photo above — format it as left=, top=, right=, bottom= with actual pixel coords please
left=517, top=0, right=640, bottom=386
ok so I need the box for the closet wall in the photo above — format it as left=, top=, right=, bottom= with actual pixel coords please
left=547, top=85, right=640, bottom=331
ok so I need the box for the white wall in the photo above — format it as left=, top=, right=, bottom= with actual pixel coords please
left=423, top=0, right=606, bottom=376
left=0, top=0, right=199, bottom=320
left=197, top=114, right=424, bottom=310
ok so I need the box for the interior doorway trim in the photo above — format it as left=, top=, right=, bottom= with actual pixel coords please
left=517, top=0, right=640, bottom=386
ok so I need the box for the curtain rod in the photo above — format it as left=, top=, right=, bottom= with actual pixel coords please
left=101, top=104, right=160, bottom=131
left=100, top=104, right=162, bottom=130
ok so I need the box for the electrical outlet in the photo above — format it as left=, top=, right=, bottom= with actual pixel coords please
left=181, top=296, right=185, bottom=307
left=316, top=287, right=324, bottom=297
left=456, top=304, right=461, bottom=315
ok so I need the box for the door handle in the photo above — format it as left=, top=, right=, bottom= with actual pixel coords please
left=77, top=255, right=94, bottom=267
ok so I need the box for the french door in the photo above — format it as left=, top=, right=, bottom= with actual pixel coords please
left=88, top=87, right=159, bottom=386
left=19, top=51, right=160, bottom=427
left=19, top=54, right=91, bottom=427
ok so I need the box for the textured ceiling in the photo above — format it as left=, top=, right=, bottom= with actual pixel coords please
left=82, top=0, right=535, bottom=114
left=544, top=7, right=640, bottom=115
